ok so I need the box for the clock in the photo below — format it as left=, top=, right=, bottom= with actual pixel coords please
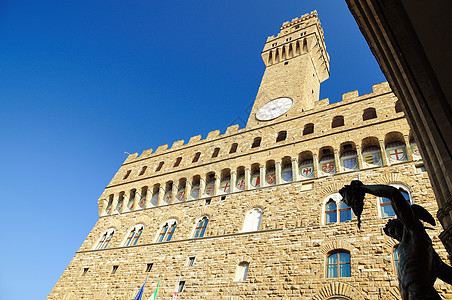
left=256, top=97, right=293, bottom=121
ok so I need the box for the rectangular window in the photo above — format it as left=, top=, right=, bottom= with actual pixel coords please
left=192, top=152, right=201, bottom=163
left=221, top=196, right=226, bottom=200
left=146, top=263, right=153, bottom=272
left=82, top=268, right=89, bottom=276
left=111, top=265, right=118, bottom=275
left=178, top=281, right=186, bottom=293
left=205, top=199, right=211, bottom=205
left=212, top=148, right=220, bottom=158
left=187, top=256, right=195, bottom=267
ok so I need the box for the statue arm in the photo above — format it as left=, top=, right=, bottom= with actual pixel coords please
left=361, top=184, right=417, bottom=229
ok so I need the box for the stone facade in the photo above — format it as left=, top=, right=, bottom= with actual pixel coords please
left=48, top=11, right=452, bottom=300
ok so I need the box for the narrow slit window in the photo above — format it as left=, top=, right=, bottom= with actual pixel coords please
left=123, top=170, right=131, bottom=180
left=192, top=152, right=201, bottom=163
left=156, top=161, right=164, bottom=172
left=139, top=166, right=147, bottom=176
left=174, top=157, right=182, bottom=167
left=82, top=268, right=89, bottom=276
left=229, top=143, right=238, bottom=154
left=146, top=263, right=153, bottom=272
left=187, top=256, right=196, bottom=267
left=111, top=265, right=118, bottom=275
left=178, top=281, right=186, bottom=293
left=212, top=148, right=220, bottom=158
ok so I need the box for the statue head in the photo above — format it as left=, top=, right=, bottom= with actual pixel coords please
left=384, top=219, right=403, bottom=241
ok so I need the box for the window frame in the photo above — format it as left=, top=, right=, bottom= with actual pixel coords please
left=242, top=208, right=263, bottom=232
left=95, top=228, right=115, bottom=250
left=322, top=193, right=353, bottom=225
left=155, top=219, right=178, bottom=243
left=325, top=250, right=351, bottom=278
left=192, top=216, right=209, bottom=238
left=234, top=261, right=250, bottom=282
left=392, top=246, right=399, bottom=275
left=123, top=224, right=144, bottom=247
left=378, top=184, right=412, bottom=218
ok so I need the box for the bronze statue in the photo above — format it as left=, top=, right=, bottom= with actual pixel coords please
left=339, top=180, right=452, bottom=299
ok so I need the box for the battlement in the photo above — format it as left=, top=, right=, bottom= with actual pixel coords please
left=266, top=11, right=324, bottom=43
left=122, top=82, right=394, bottom=166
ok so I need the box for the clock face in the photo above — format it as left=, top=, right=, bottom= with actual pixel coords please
left=256, top=97, right=293, bottom=121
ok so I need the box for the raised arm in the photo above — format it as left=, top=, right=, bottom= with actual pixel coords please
left=361, top=184, right=417, bottom=230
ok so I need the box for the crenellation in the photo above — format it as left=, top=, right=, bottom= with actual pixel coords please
left=206, top=129, right=220, bottom=140
left=123, top=153, right=138, bottom=164
left=139, top=148, right=153, bottom=159
left=155, top=144, right=168, bottom=153
left=188, top=134, right=202, bottom=144
left=171, top=139, right=184, bottom=150
left=342, top=90, right=359, bottom=102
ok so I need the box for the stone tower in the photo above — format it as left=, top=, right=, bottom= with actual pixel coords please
left=247, top=12, right=330, bottom=127
left=48, top=11, right=451, bottom=300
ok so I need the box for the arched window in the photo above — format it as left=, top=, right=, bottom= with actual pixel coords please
left=395, top=100, right=403, bottom=113
left=339, top=201, right=352, bottom=222
left=319, top=152, right=335, bottom=176
left=193, top=217, right=209, bottom=238
left=380, top=185, right=411, bottom=218
left=124, top=224, right=144, bottom=247
left=229, top=143, right=238, bottom=154
left=95, top=228, right=115, bottom=250
left=324, top=194, right=352, bottom=224
left=325, top=200, right=337, bottom=224
left=251, top=137, right=261, bottom=148
left=303, top=123, right=314, bottom=135
left=340, top=150, right=359, bottom=172
left=192, top=152, right=201, bottom=163
left=125, top=190, right=136, bottom=212
left=386, top=141, right=407, bottom=163
left=157, top=219, right=177, bottom=243
left=242, top=208, right=263, bottom=232
left=362, top=107, right=377, bottom=121
left=105, top=195, right=113, bottom=215
left=392, top=246, right=399, bottom=275
left=326, top=250, right=351, bottom=278
left=234, top=261, right=249, bottom=282
left=138, top=187, right=147, bottom=209
left=276, top=131, right=287, bottom=142
left=332, top=116, right=344, bottom=128
left=410, top=139, right=422, bottom=160
left=212, top=147, right=220, bottom=158
left=362, top=145, right=383, bottom=167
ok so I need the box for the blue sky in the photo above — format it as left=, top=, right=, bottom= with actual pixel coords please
left=0, top=1, right=385, bottom=299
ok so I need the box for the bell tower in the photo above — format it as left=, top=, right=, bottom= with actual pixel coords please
left=247, top=11, right=330, bottom=127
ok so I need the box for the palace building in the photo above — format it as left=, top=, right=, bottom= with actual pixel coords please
left=48, top=11, right=452, bottom=299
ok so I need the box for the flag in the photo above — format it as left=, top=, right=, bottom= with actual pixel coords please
left=134, top=276, right=147, bottom=300
left=149, top=276, right=160, bottom=300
